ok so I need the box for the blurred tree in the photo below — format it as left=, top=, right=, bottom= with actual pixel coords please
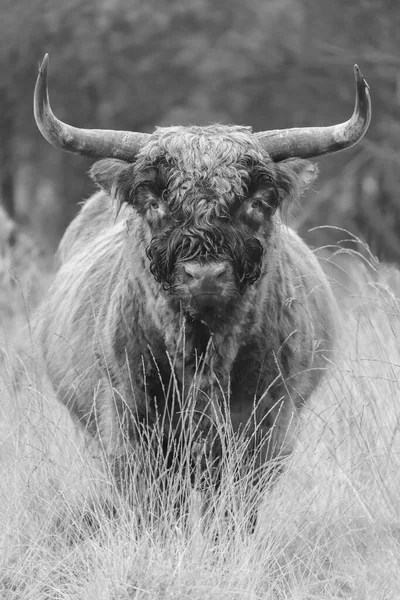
left=0, top=85, right=14, bottom=218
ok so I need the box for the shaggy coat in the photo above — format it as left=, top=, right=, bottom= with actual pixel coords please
left=38, top=125, right=337, bottom=484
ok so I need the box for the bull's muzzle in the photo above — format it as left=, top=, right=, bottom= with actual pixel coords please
left=182, top=261, right=230, bottom=312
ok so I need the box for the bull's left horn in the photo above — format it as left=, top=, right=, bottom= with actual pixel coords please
left=34, top=54, right=150, bottom=160
left=256, top=65, right=371, bottom=161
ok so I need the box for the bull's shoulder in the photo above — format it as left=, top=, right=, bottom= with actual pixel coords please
left=233, top=225, right=338, bottom=405
left=275, top=225, right=333, bottom=292
left=57, top=191, right=125, bottom=264
left=247, top=224, right=338, bottom=360
left=274, top=224, right=338, bottom=346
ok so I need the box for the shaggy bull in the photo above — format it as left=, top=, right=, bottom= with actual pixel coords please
left=34, top=55, right=371, bottom=490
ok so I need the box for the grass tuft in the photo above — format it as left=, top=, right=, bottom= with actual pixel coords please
left=2, top=246, right=400, bottom=598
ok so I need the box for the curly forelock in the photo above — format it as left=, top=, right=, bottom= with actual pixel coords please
left=134, top=125, right=275, bottom=217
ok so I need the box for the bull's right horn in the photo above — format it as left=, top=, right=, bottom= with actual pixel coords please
left=34, top=54, right=150, bottom=161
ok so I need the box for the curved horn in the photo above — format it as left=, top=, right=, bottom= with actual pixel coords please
left=255, top=65, right=371, bottom=161
left=34, top=54, right=150, bottom=160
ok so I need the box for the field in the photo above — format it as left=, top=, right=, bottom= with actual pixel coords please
left=1, top=246, right=400, bottom=599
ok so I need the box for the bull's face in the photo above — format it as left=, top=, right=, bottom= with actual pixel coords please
left=90, top=126, right=316, bottom=324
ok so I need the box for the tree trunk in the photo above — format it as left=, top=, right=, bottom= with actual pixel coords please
left=0, top=88, right=15, bottom=219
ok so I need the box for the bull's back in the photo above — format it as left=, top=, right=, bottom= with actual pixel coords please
left=57, top=192, right=118, bottom=264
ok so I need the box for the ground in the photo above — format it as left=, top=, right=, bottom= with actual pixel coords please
left=1, top=244, right=400, bottom=600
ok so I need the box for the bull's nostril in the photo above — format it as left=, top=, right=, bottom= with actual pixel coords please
left=214, top=264, right=227, bottom=278
left=183, top=264, right=195, bottom=279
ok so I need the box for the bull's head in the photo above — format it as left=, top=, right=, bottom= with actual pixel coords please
left=34, top=55, right=371, bottom=324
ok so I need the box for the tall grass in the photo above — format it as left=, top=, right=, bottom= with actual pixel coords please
left=1, top=250, right=400, bottom=599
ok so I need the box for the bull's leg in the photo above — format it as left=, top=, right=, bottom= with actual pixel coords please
left=99, top=393, right=192, bottom=528
left=245, top=394, right=300, bottom=530
left=255, top=396, right=299, bottom=472
left=215, top=393, right=299, bottom=533
left=89, top=374, right=145, bottom=503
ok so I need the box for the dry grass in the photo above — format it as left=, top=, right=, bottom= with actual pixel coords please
left=1, top=249, right=400, bottom=599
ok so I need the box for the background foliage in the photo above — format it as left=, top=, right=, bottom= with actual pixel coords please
left=1, top=0, right=399, bottom=257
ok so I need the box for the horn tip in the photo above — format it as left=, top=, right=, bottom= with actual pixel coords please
left=353, top=64, right=370, bottom=91
left=39, top=53, right=49, bottom=76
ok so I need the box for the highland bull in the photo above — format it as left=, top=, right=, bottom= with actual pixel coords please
left=34, top=55, right=371, bottom=492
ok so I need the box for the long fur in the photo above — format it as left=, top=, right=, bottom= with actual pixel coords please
left=37, top=124, right=337, bottom=486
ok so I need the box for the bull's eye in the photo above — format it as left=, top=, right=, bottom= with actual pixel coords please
left=150, top=200, right=160, bottom=210
left=251, top=199, right=263, bottom=210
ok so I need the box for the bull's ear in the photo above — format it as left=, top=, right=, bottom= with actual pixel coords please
left=274, top=159, right=318, bottom=205
left=89, top=159, right=135, bottom=202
